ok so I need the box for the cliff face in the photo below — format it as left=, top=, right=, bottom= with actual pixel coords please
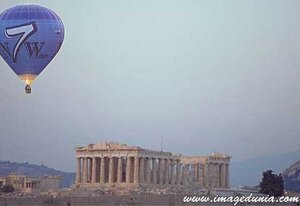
left=282, top=161, right=300, bottom=193
left=0, top=161, right=75, bottom=188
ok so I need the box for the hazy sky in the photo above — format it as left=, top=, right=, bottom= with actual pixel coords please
left=0, top=0, right=299, bottom=172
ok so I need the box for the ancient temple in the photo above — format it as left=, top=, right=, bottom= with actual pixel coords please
left=75, top=142, right=230, bottom=189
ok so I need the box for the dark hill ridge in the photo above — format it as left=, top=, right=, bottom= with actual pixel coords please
left=0, top=161, right=75, bottom=188
left=282, top=161, right=300, bottom=193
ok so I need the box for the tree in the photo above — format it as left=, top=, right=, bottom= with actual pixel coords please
left=2, top=184, right=14, bottom=193
left=259, top=170, right=284, bottom=197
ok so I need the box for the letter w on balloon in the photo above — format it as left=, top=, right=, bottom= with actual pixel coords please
left=24, top=42, right=47, bottom=59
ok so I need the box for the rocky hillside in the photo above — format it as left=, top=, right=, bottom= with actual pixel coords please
left=0, top=161, right=75, bottom=188
left=282, top=161, right=300, bottom=193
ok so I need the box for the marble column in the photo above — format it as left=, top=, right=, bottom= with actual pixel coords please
left=176, top=160, right=181, bottom=185
left=76, top=158, right=81, bottom=184
left=152, top=158, right=157, bottom=184
left=96, top=158, right=100, bottom=182
left=117, top=157, right=123, bottom=183
left=88, top=158, right=92, bottom=182
left=145, top=157, right=151, bottom=183
left=158, top=158, right=164, bottom=184
left=134, top=156, right=140, bottom=183
left=109, top=157, right=114, bottom=183
left=219, top=163, right=226, bottom=188
left=164, top=159, right=170, bottom=184
left=225, top=164, right=229, bottom=188
left=126, top=157, right=132, bottom=183
left=100, top=157, right=105, bottom=184
left=139, top=157, right=145, bottom=182
left=203, top=163, right=209, bottom=187
left=82, top=158, right=88, bottom=183
left=170, top=159, right=175, bottom=185
left=91, top=157, right=97, bottom=183
left=194, top=163, right=199, bottom=180
left=182, top=164, right=190, bottom=185
left=198, top=163, right=205, bottom=186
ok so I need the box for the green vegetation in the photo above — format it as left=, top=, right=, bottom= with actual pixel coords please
left=259, top=170, right=284, bottom=197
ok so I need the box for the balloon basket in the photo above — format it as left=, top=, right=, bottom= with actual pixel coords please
left=25, top=85, right=31, bottom=94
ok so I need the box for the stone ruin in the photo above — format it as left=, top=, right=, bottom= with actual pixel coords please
left=74, top=141, right=230, bottom=195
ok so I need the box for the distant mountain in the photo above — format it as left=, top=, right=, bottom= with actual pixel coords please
left=0, top=161, right=75, bottom=188
left=282, top=161, right=300, bottom=193
left=230, top=150, right=300, bottom=187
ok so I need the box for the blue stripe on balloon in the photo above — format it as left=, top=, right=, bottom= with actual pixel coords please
left=0, top=4, right=59, bottom=20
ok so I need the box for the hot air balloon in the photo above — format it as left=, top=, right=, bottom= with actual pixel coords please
left=0, top=4, right=64, bottom=94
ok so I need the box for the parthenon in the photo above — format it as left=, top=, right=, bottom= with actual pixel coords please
left=75, top=142, right=230, bottom=189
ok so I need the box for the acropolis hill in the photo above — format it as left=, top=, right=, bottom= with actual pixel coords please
left=74, top=142, right=230, bottom=194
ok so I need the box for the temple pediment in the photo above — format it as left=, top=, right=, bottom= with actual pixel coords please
left=78, top=141, right=141, bottom=151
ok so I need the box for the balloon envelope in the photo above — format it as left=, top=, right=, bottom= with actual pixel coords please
left=0, top=4, right=64, bottom=85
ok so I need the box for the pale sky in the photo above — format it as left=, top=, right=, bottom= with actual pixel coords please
left=0, top=0, right=299, bottom=172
